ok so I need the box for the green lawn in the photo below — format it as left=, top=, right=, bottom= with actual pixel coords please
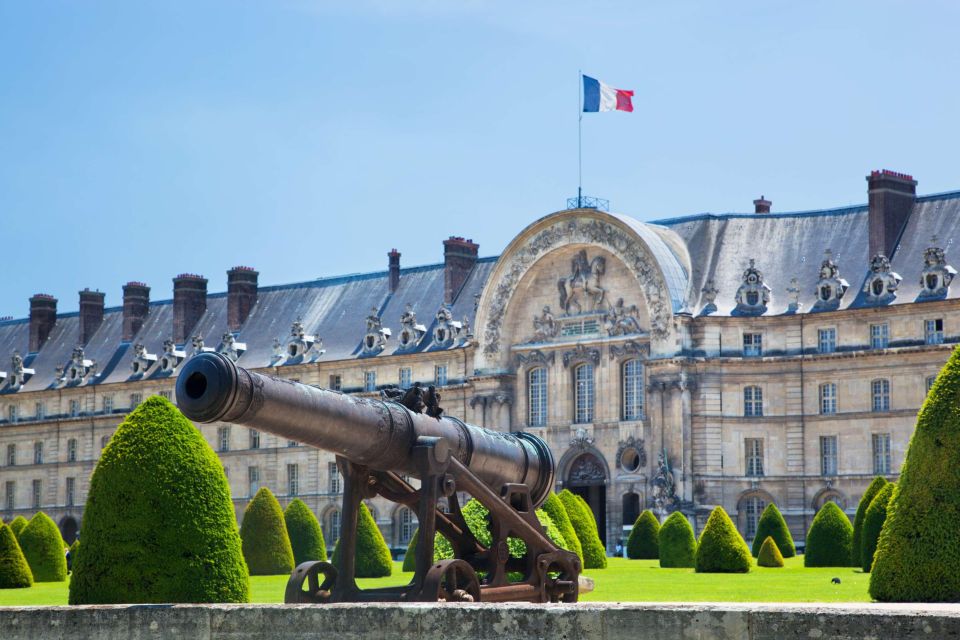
left=0, top=556, right=871, bottom=606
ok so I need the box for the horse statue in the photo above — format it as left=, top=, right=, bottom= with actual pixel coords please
left=558, top=250, right=606, bottom=313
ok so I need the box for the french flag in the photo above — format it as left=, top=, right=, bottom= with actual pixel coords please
left=582, top=75, right=633, bottom=113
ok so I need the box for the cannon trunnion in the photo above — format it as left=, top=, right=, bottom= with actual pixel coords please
left=176, top=353, right=581, bottom=604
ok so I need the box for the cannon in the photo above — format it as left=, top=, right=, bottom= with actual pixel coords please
left=175, top=352, right=580, bottom=603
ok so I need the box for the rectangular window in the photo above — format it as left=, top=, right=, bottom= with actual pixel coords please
left=32, top=479, right=41, bottom=508
left=6, top=444, right=15, bottom=466
left=65, top=477, right=76, bottom=506
left=819, top=382, right=837, bottom=415
left=4, top=481, right=14, bottom=510
left=574, top=364, right=595, bottom=424
left=8, top=405, right=18, bottom=423
left=248, top=466, right=260, bottom=497
left=35, top=402, right=45, bottom=420
left=159, top=390, right=172, bottom=401
left=870, top=323, right=889, bottom=349
left=67, top=439, right=77, bottom=463
left=130, top=393, right=142, bottom=408
left=744, top=386, right=763, bottom=417
left=818, top=328, right=837, bottom=354
left=329, top=461, right=342, bottom=494
left=364, top=371, right=376, bottom=392
left=820, top=436, right=838, bottom=476
left=69, top=399, right=80, bottom=417
left=103, top=395, right=114, bottom=414
left=872, top=379, right=891, bottom=412
left=434, top=365, right=448, bottom=387
left=873, top=433, right=892, bottom=475
left=744, top=497, right=765, bottom=539
left=745, top=438, right=764, bottom=477
left=217, top=426, right=231, bottom=452
left=329, top=375, right=342, bottom=391
left=927, top=375, right=937, bottom=393
left=249, top=429, right=260, bottom=449
left=287, top=464, right=299, bottom=496
left=399, top=367, right=412, bottom=388
left=622, top=360, right=645, bottom=421
left=528, top=367, right=548, bottom=427
left=743, top=333, right=762, bottom=357
left=288, top=439, right=299, bottom=447
left=925, top=318, right=944, bottom=345
left=33, top=441, right=43, bottom=465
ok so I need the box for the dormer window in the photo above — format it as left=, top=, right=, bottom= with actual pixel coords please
left=863, top=254, right=901, bottom=304
left=813, top=250, right=848, bottom=310
left=919, top=240, right=956, bottom=299
left=58, top=347, right=97, bottom=387
left=361, top=308, right=390, bottom=355
left=157, top=339, right=186, bottom=374
left=398, top=304, right=426, bottom=350
left=432, top=304, right=461, bottom=347
left=734, top=259, right=771, bottom=315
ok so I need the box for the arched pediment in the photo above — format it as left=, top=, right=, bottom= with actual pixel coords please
left=474, top=209, right=690, bottom=371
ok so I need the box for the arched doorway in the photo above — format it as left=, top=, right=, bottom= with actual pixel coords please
left=60, top=516, right=79, bottom=544
left=566, top=452, right=607, bottom=545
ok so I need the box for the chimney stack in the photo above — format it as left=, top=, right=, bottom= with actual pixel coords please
left=227, top=266, right=259, bottom=331
left=868, top=169, right=917, bottom=258
left=388, top=249, right=401, bottom=293
left=173, top=273, right=208, bottom=344
left=122, top=281, right=151, bottom=342
left=78, top=288, right=105, bottom=345
left=443, top=236, right=479, bottom=304
left=753, top=196, right=771, bottom=214
left=29, top=294, right=57, bottom=352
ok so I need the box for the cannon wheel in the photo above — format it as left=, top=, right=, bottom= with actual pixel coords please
left=422, top=559, right=481, bottom=603
left=285, top=561, right=338, bottom=603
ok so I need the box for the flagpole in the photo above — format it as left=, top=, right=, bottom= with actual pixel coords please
left=578, top=69, right=582, bottom=208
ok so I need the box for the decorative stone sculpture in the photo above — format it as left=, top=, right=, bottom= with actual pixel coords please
left=604, top=298, right=643, bottom=336
left=216, top=332, right=247, bottom=362
left=651, top=450, right=678, bottom=516
left=191, top=334, right=215, bottom=358
left=919, top=239, right=956, bottom=299
left=130, top=343, right=157, bottom=376
left=609, top=341, right=650, bottom=360
left=283, top=319, right=323, bottom=363
left=3, top=351, right=34, bottom=391
left=361, top=307, right=390, bottom=355
left=701, top=280, right=719, bottom=314
left=158, top=339, right=186, bottom=374
left=557, top=249, right=607, bottom=313
left=616, top=436, right=647, bottom=471
left=863, top=254, right=902, bottom=303
left=562, top=344, right=601, bottom=368
left=813, top=250, right=849, bottom=310
left=432, top=305, right=461, bottom=347
left=734, top=259, right=771, bottom=315
left=514, top=350, right=555, bottom=368
left=786, top=278, right=802, bottom=312
left=397, top=304, right=426, bottom=350
left=568, top=454, right=605, bottom=486
left=60, top=346, right=97, bottom=386
left=532, top=306, right=559, bottom=342
left=569, top=427, right=595, bottom=450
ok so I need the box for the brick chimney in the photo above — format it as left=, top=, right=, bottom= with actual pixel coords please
left=227, top=266, right=259, bottom=331
left=122, top=281, right=150, bottom=342
left=388, top=249, right=401, bottom=293
left=868, top=169, right=917, bottom=258
left=173, top=273, right=208, bottom=344
left=29, top=294, right=57, bottom=352
left=78, top=288, right=105, bottom=345
left=443, top=236, right=479, bottom=304
left=753, top=195, right=771, bottom=214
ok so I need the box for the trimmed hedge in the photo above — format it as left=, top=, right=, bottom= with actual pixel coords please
left=804, top=501, right=853, bottom=567
left=627, top=510, right=660, bottom=559
left=695, top=507, right=751, bottom=573
left=0, top=524, right=32, bottom=588
left=871, top=347, right=960, bottom=601
left=69, top=396, right=249, bottom=604
left=658, top=512, right=696, bottom=568
left=750, top=503, right=795, bottom=558
left=541, top=492, right=584, bottom=564
left=19, top=512, right=67, bottom=582
left=283, top=499, right=326, bottom=565
left=332, top=503, right=392, bottom=578
left=851, top=476, right=888, bottom=567
left=241, top=487, right=295, bottom=575
left=862, top=483, right=896, bottom=572
left=756, top=536, right=784, bottom=568
left=558, top=490, right=607, bottom=569
left=9, top=516, right=27, bottom=540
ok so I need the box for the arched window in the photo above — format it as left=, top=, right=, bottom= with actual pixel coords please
left=872, top=379, right=890, bottom=412
left=66, top=438, right=78, bottom=463
left=327, top=509, right=342, bottom=544
left=527, top=367, right=548, bottom=427
left=741, top=495, right=765, bottom=539
left=398, top=507, right=416, bottom=545
left=819, top=383, right=837, bottom=415
left=744, top=386, right=763, bottom=417
left=621, top=360, right=644, bottom=421
left=574, top=363, right=594, bottom=424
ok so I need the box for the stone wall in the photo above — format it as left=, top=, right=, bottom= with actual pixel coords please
left=1, top=603, right=958, bottom=640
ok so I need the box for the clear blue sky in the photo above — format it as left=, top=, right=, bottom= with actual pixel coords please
left=2, top=1, right=958, bottom=314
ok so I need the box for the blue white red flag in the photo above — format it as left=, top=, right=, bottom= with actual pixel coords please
left=582, top=75, right=633, bottom=113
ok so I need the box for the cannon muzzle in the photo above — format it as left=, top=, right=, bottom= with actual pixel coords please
left=176, top=352, right=555, bottom=508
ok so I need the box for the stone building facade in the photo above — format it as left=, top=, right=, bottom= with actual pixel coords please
left=1, top=169, right=956, bottom=554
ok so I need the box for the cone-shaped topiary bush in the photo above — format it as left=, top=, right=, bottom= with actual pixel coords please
left=0, top=524, right=33, bottom=588
left=332, top=503, right=392, bottom=578
left=241, top=487, right=295, bottom=576
left=19, top=512, right=67, bottom=582
left=283, top=499, right=326, bottom=566
left=750, top=503, right=795, bottom=558
left=9, top=516, right=27, bottom=540
left=627, top=510, right=660, bottom=559
left=757, top=536, right=784, bottom=567
left=862, top=483, right=896, bottom=573
left=851, top=476, right=887, bottom=567
left=804, top=501, right=853, bottom=567
left=402, top=528, right=420, bottom=572
left=558, top=490, right=606, bottom=569
left=695, top=507, right=751, bottom=573
left=871, top=348, right=960, bottom=601
left=658, top=512, right=697, bottom=568
left=541, top=492, right=583, bottom=564
left=69, top=396, right=249, bottom=604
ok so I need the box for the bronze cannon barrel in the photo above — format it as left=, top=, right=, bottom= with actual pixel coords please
left=175, top=353, right=555, bottom=508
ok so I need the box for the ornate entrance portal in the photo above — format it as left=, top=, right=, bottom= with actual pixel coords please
left=566, top=452, right=607, bottom=545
